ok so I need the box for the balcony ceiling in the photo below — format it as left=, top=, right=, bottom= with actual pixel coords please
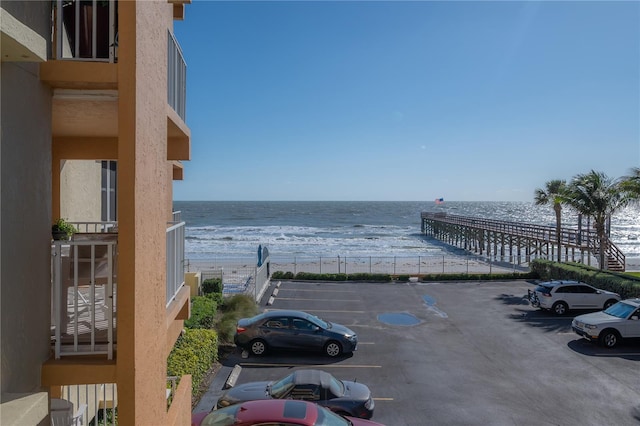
left=52, top=90, right=118, bottom=137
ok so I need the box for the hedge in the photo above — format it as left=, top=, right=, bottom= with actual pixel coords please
left=530, top=259, right=640, bottom=299
left=271, top=270, right=538, bottom=282
left=167, top=328, right=218, bottom=394
left=184, top=295, right=217, bottom=329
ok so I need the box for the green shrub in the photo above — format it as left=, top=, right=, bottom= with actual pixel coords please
left=267, top=271, right=535, bottom=282
left=202, top=277, right=223, bottom=295
left=205, top=291, right=223, bottom=306
left=272, top=271, right=294, bottom=279
left=530, top=259, right=640, bottom=298
left=185, top=296, right=216, bottom=329
left=215, top=294, right=260, bottom=343
left=167, top=328, right=218, bottom=394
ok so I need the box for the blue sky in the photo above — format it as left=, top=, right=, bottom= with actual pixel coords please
left=173, top=0, right=639, bottom=202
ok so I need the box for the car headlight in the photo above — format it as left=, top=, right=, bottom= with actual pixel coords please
left=365, top=398, right=374, bottom=410
left=346, top=334, right=357, bottom=341
left=217, top=399, right=231, bottom=408
left=584, top=324, right=598, bottom=330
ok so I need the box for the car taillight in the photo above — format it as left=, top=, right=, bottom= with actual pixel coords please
left=541, top=292, right=552, bottom=297
left=236, top=326, right=247, bottom=333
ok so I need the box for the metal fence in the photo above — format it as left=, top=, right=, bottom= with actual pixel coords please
left=187, top=253, right=533, bottom=301
left=195, top=253, right=271, bottom=302
left=267, top=255, right=531, bottom=276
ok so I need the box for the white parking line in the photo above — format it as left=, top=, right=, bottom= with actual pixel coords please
left=278, top=288, right=358, bottom=293
left=239, top=362, right=382, bottom=368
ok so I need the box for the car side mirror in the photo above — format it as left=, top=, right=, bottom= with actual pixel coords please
left=631, top=316, right=639, bottom=321
left=312, top=326, right=321, bottom=332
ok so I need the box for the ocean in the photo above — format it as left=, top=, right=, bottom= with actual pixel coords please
left=173, top=201, right=640, bottom=262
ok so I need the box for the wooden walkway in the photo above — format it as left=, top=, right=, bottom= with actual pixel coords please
left=421, top=212, right=626, bottom=271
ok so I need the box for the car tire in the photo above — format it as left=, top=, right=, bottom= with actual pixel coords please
left=552, top=301, right=568, bottom=316
left=324, top=340, right=342, bottom=357
left=598, top=329, right=620, bottom=349
left=603, top=299, right=618, bottom=310
left=249, top=339, right=267, bottom=356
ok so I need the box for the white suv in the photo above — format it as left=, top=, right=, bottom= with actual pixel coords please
left=527, top=280, right=620, bottom=316
left=572, top=298, right=640, bottom=348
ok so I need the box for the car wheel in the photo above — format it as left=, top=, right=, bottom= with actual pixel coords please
left=603, top=299, right=617, bottom=310
left=324, top=341, right=342, bottom=357
left=599, top=329, right=619, bottom=349
left=249, top=339, right=267, bottom=356
left=552, top=301, right=568, bottom=316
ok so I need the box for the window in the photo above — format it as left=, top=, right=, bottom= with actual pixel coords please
left=265, top=318, right=289, bottom=329
left=292, top=319, right=315, bottom=330
left=101, top=161, right=117, bottom=221
left=576, top=285, right=597, bottom=294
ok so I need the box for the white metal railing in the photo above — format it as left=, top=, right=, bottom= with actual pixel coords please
left=70, top=221, right=118, bottom=233
left=54, top=0, right=117, bottom=62
left=51, top=236, right=117, bottom=359
left=166, top=221, right=186, bottom=306
left=172, top=211, right=182, bottom=222
left=59, top=382, right=117, bottom=426
left=168, top=30, right=187, bottom=121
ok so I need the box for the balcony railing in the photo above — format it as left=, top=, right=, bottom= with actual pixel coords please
left=166, top=221, right=186, bottom=306
left=52, top=221, right=186, bottom=357
left=51, top=233, right=118, bottom=359
left=168, top=30, right=187, bottom=121
left=59, top=382, right=117, bottom=426
left=54, top=0, right=118, bottom=62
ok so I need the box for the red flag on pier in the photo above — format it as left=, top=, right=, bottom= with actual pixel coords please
left=435, top=198, right=444, bottom=204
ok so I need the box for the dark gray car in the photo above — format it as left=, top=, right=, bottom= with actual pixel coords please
left=233, top=310, right=358, bottom=357
left=216, top=369, right=375, bottom=419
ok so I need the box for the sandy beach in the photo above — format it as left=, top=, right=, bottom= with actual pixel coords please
left=186, top=254, right=640, bottom=279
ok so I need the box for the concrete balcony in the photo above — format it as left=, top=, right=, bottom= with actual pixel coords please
left=50, top=222, right=187, bottom=360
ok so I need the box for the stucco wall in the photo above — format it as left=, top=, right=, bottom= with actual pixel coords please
left=116, top=1, right=185, bottom=424
left=0, top=59, right=52, bottom=393
left=60, top=160, right=102, bottom=221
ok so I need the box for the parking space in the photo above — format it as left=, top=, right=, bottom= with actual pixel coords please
left=205, top=280, right=640, bottom=426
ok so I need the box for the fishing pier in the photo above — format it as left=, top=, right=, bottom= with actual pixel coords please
left=421, top=212, right=626, bottom=271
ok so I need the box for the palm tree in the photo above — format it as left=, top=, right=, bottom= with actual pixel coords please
left=620, top=167, right=640, bottom=202
left=534, top=179, right=567, bottom=261
left=565, top=170, right=629, bottom=270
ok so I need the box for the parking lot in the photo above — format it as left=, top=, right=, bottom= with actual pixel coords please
left=197, top=279, right=640, bottom=426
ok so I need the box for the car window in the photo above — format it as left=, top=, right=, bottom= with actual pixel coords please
left=200, top=405, right=241, bottom=425
left=264, top=317, right=290, bottom=329
left=535, top=285, right=554, bottom=294
left=604, top=302, right=636, bottom=319
left=315, top=406, right=350, bottom=426
left=292, top=318, right=316, bottom=330
left=269, top=374, right=296, bottom=398
left=555, top=286, right=571, bottom=293
left=576, top=285, right=597, bottom=294
left=327, top=376, right=345, bottom=398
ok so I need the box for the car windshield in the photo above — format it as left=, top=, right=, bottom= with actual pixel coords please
left=604, top=302, right=637, bottom=319
left=315, top=405, right=351, bottom=426
left=329, top=376, right=345, bottom=397
left=269, top=373, right=296, bottom=398
left=306, top=313, right=329, bottom=329
left=200, top=405, right=241, bottom=426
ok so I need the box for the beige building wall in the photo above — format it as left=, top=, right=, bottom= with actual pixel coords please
left=60, top=160, right=102, bottom=222
left=1, top=2, right=53, bottom=424
left=2, top=1, right=193, bottom=424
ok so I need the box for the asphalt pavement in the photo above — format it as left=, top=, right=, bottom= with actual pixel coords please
left=195, top=279, right=640, bottom=426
